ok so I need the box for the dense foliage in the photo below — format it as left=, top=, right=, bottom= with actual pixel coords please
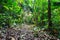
left=0, top=0, right=60, bottom=38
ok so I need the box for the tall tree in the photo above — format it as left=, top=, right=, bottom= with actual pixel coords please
left=48, top=0, right=52, bottom=30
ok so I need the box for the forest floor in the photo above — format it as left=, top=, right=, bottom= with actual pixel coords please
left=0, top=23, right=60, bottom=40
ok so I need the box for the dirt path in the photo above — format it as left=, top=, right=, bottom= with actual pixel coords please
left=16, top=24, right=60, bottom=40
left=0, top=24, right=60, bottom=40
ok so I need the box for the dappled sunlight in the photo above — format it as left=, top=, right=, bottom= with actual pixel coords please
left=0, top=0, right=60, bottom=40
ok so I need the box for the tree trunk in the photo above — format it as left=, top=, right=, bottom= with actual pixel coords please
left=48, top=0, right=52, bottom=29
